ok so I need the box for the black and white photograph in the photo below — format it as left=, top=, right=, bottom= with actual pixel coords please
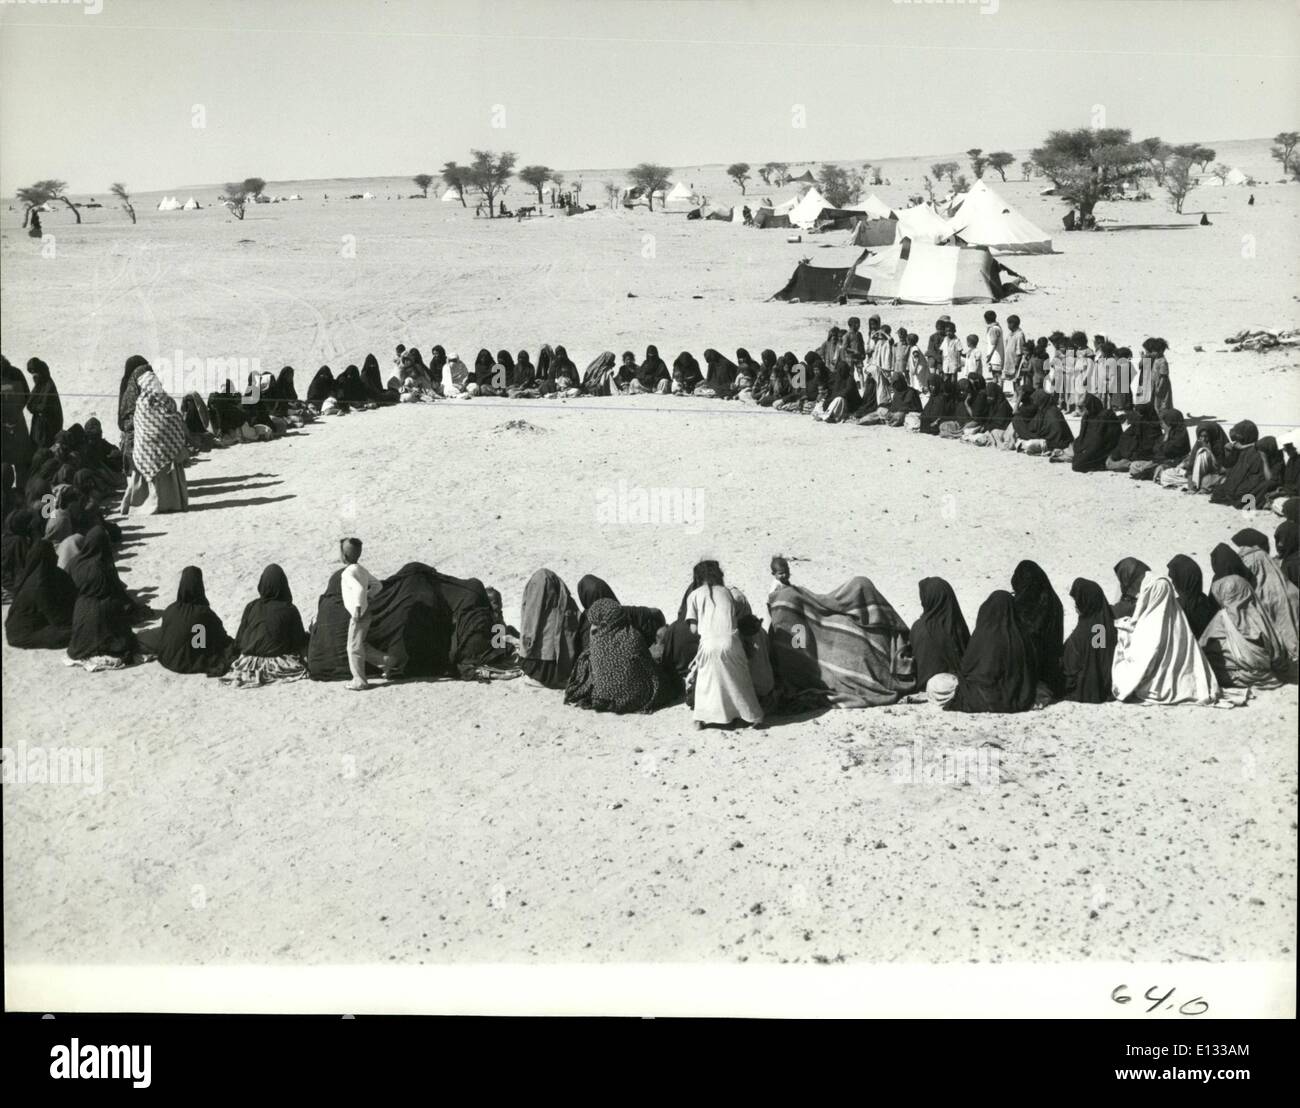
left=1, top=0, right=1296, bottom=1041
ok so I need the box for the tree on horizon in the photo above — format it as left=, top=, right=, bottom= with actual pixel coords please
left=1031, top=128, right=1147, bottom=224
left=987, top=151, right=1015, bottom=182
left=518, top=164, right=552, bottom=205
left=627, top=163, right=671, bottom=211
left=220, top=182, right=250, bottom=220
left=467, top=149, right=517, bottom=216
left=17, top=179, right=81, bottom=224
left=1271, top=131, right=1299, bottom=177
left=966, top=148, right=987, bottom=179
left=440, top=160, right=469, bottom=206
left=727, top=162, right=750, bottom=194
left=412, top=173, right=434, bottom=198
left=110, top=182, right=136, bottom=224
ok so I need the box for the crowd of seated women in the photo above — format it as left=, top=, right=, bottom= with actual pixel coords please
left=6, top=503, right=1296, bottom=724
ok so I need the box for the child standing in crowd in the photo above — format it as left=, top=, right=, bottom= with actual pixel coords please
left=844, top=316, right=866, bottom=373
left=1004, top=315, right=1026, bottom=391
left=941, top=321, right=963, bottom=385
left=926, top=316, right=949, bottom=383
left=983, top=310, right=1005, bottom=390
left=768, top=555, right=792, bottom=607
left=907, top=333, right=929, bottom=393
left=963, top=334, right=985, bottom=379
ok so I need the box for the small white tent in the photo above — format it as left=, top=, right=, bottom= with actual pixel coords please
left=156, top=196, right=181, bottom=211
left=787, top=186, right=830, bottom=228
left=665, top=180, right=694, bottom=204
left=440, top=186, right=463, bottom=202
left=182, top=196, right=200, bottom=210
left=361, top=191, right=375, bottom=200
left=942, top=180, right=1052, bottom=254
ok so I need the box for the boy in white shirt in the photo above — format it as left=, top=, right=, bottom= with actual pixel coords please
left=982, top=310, right=1005, bottom=388
left=339, top=537, right=398, bottom=690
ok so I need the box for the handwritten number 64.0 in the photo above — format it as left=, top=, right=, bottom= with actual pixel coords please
left=1111, top=985, right=1208, bottom=1015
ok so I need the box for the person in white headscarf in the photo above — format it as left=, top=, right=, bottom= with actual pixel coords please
left=1111, top=575, right=1221, bottom=705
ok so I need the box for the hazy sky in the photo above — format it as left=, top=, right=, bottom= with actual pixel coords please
left=1, top=0, right=1296, bottom=194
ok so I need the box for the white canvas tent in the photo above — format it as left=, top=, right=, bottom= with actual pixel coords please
left=156, top=196, right=181, bottom=211
left=847, top=238, right=1025, bottom=304
left=440, top=186, right=463, bottom=202
left=856, top=194, right=894, bottom=220
left=1200, top=167, right=1248, bottom=187
left=942, top=180, right=1052, bottom=254
left=182, top=196, right=200, bottom=210
left=665, top=180, right=693, bottom=204
left=893, top=203, right=948, bottom=243
left=787, top=186, right=830, bottom=228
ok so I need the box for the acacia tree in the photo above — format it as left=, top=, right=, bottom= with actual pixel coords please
left=518, top=165, right=552, bottom=205
left=930, top=161, right=959, bottom=186
left=816, top=163, right=864, bottom=208
left=1137, top=137, right=1173, bottom=185
left=727, top=162, right=751, bottom=194
left=110, top=182, right=136, bottom=224
left=1270, top=131, right=1299, bottom=175
left=412, top=173, right=434, bottom=197
left=627, top=163, right=672, bottom=211
left=18, top=179, right=81, bottom=224
left=550, top=171, right=565, bottom=205
left=467, top=149, right=516, bottom=216
left=242, top=177, right=266, bottom=201
left=1031, top=127, right=1147, bottom=224
left=220, top=182, right=249, bottom=220
left=1020, top=160, right=1034, bottom=180
left=1163, top=156, right=1196, bottom=214
left=440, top=160, right=469, bottom=206
left=1171, top=144, right=1216, bottom=173
left=987, top=151, right=1015, bottom=182
left=602, top=179, right=619, bottom=208
left=966, top=148, right=987, bottom=179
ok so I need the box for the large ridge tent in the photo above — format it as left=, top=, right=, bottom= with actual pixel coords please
left=857, top=194, right=894, bottom=220
left=771, top=237, right=1027, bottom=304
left=847, top=238, right=1026, bottom=304
left=752, top=207, right=792, bottom=229
left=789, top=169, right=818, bottom=184
left=769, top=246, right=870, bottom=302
left=787, top=186, right=831, bottom=228
left=942, top=180, right=1053, bottom=254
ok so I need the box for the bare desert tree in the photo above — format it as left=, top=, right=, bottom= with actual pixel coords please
left=110, top=182, right=136, bottom=224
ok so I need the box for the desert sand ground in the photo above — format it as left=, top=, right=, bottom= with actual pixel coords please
left=1, top=139, right=1297, bottom=968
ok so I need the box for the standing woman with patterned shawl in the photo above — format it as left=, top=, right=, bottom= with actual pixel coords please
left=25, top=358, right=63, bottom=450
left=119, top=356, right=189, bottom=516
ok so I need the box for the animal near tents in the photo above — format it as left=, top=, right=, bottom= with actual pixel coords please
left=771, top=237, right=1027, bottom=304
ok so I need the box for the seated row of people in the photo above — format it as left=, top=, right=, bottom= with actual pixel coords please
left=9, top=520, right=1295, bottom=723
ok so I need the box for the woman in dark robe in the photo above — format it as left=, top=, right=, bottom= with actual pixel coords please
left=1010, top=388, right=1041, bottom=442
left=508, top=350, right=538, bottom=397
left=935, top=590, right=1037, bottom=714
left=336, top=364, right=370, bottom=406
left=1069, top=394, right=1123, bottom=472
left=306, top=567, right=354, bottom=680
left=883, top=371, right=922, bottom=426
left=918, top=378, right=960, bottom=435
left=910, top=577, right=970, bottom=688
left=1031, top=391, right=1074, bottom=452
left=1011, top=559, right=1065, bottom=697
left=361, top=354, right=398, bottom=405
left=306, top=366, right=335, bottom=410
left=1166, top=554, right=1219, bottom=639
left=5, top=539, right=76, bottom=648
left=1110, top=557, right=1150, bottom=619
left=1210, top=420, right=1268, bottom=509
left=698, top=349, right=738, bottom=398
left=1, top=356, right=35, bottom=485
left=471, top=348, right=498, bottom=395
left=25, top=358, right=63, bottom=450
left=426, top=345, right=448, bottom=392
left=1132, top=407, right=1190, bottom=480
left=1277, top=520, right=1300, bottom=590
left=816, top=356, right=861, bottom=423
left=751, top=350, right=779, bottom=406
left=614, top=351, right=638, bottom=392
left=1, top=463, right=15, bottom=522
left=633, top=345, right=670, bottom=394
left=220, top=563, right=309, bottom=686
left=1, top=508, right=41, bottom=596
left=1210, top=542, right=1253, bottom=584
left=1060, top=578, right=1115, bottom=703
left=575, top=574, right=619, bottom=652
left=671, top=351, right=703, bottom=394
left=157, top=566, right=235, bottom=676
left=66, top=526, right=139, bottom=665
left=82, top=416, right=122, bottom=477
left=963, top=380, right=991, bottom=430
left=518, top=568, right=580, bottom=688
left=549, top=345, right=579, bottom=392
left=564, top=598, right=663, bottom=713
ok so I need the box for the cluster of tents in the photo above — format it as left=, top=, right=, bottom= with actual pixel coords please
left=767, top=179, right=1056, bottom=305
left=155, top=196, right=202, bottom=211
